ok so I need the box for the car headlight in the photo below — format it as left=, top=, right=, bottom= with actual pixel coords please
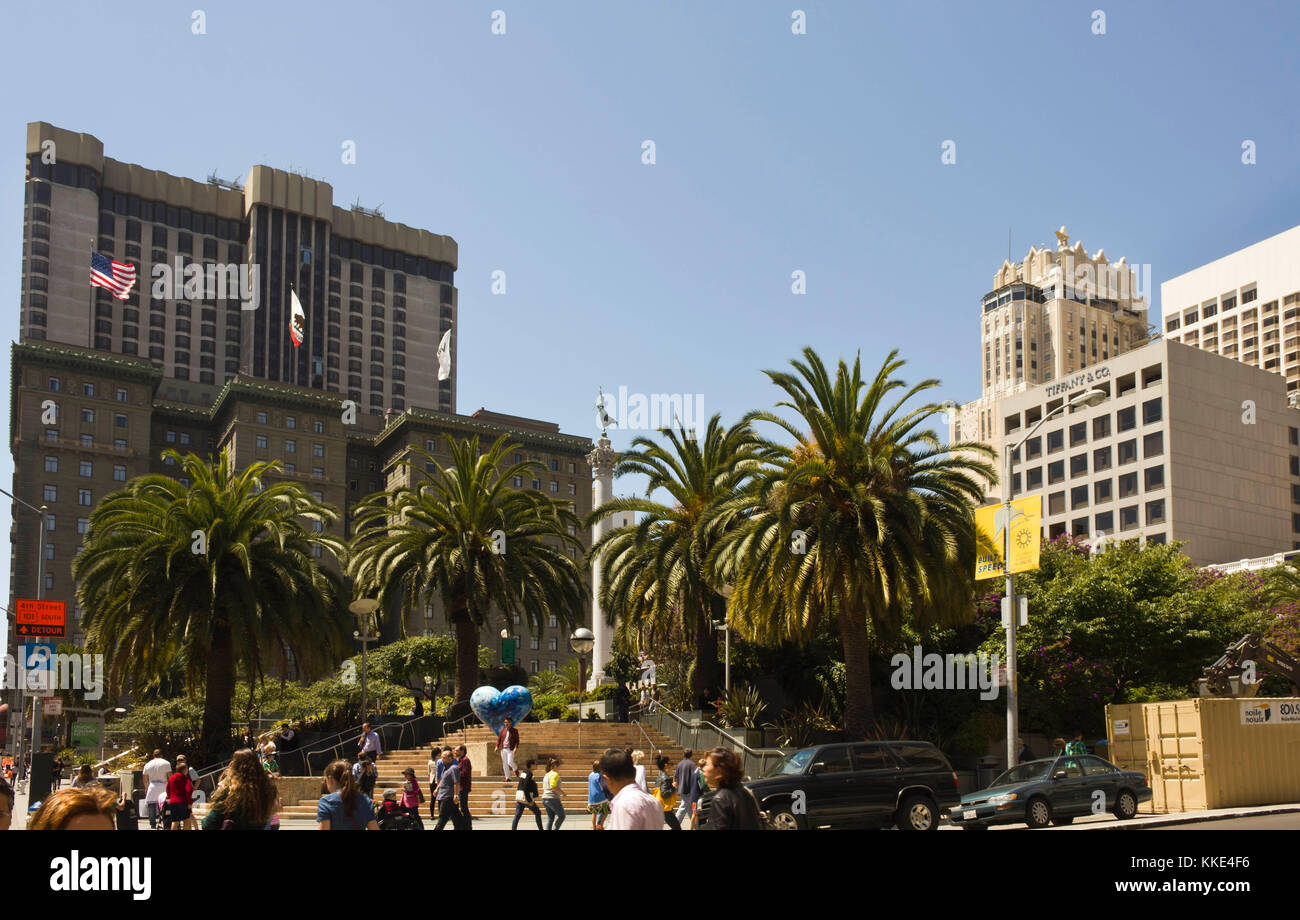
left=988, top=793, right=1018, bottom=806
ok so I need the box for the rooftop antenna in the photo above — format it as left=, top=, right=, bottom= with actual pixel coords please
left=350, top=197, right=385, bottom=219
left=206, top=171, right=244, bottom=191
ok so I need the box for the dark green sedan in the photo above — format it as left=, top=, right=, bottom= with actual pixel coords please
left=950, top=755, right=1151, bottom=830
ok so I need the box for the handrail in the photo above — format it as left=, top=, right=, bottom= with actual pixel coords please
left=93, top=746, right=141, bottom=774
left=630, top=719, right=660, bottom=760
left=643, top=701, right=786, bottom=762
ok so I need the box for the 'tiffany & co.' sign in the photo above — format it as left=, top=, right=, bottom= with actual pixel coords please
left=1043, top=364, right=1111, bottom=399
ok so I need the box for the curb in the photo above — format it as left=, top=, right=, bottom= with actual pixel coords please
left=1076, top=805, right=1300, bottom=830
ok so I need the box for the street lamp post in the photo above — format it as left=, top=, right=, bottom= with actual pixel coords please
left=569, top=628, right=594, bottom=750
left=0, top=486, right=50, bottom=783
left=349, top=599, right=380, bottom=721
left=1002, top=387, right=1107, bottom=770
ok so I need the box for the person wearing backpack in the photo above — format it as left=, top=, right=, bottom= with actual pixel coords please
left=541, top=757, right=565, bottom=830
left=511, top=760, right=543, bottom=831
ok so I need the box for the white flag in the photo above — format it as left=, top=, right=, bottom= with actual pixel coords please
left=289, top=289, right=305, bottom=347
left=437, top=328, right=452, bottom=381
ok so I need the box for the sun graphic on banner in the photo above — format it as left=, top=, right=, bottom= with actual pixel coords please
left=1015, top=529, right=1034, bottom=548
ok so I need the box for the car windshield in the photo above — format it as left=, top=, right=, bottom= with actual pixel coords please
left=989, top=761, right=1054, bottom=787
left=765, top=748, right=815, bottom=777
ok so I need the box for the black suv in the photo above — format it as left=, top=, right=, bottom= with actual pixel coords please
left=745, top=741, right=961, bottom=830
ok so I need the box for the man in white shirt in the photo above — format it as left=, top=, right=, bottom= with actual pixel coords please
left=141, top=749, right=171, bottom=830
left=600, top=747, right=664, bottom=831
left=358, top=722, right=382, bottom=763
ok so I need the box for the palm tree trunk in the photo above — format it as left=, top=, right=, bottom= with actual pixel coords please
left=691, top=601, right=721, bottom=709
left=838, top=603, right=874, bottom=740
left=452, top=606, right=479, bottom=720
left=200, top=621, right=236, bottom=766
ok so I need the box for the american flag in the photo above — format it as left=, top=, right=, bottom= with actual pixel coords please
left=90, top=252, right=137, bottom=299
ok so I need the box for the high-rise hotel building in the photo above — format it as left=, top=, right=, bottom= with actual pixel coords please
left=6, top=124, right=595, bottom=709
left=22, top=122, right=457, bottom=415
left=950, top=229, right=1151, bottom=500
left=1160, top=223, right=1300, bottom=397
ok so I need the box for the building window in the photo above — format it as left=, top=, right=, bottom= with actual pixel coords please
left=1026, top=467, right=1043, bottom=490
left=46, top=429, right=58, bottom=442
left=287, top=416, right=297, bottom=430
left=43, top=484, right=57, bottom=502
left=1120, top=505, right=1139, bottom=531
left=1143, top=431, right=1164, bottom=458
left=1118, top=472, right=1138, bottom=499
left=1146, top=498, right=1166, bottom=525
left=115, top=414, right=127, bottom=428
left=1048, top=460, right=1065, bottom=485
left=1069, top=422, right=1087, bottom=447
left=1118, top=439, right=1138, bottom=465
left=285, top=463, right=296, bottom=474
left=257, top=411, right=268, bottom=425
left=116, top=387, right=128, bottom=402
left=1048, top=492, right=1065, bottom=515
left=568, top=483, right=577, bottom=496
left=81, top=408, right=95, bottom=423
left=1116, top=407, right=1136, bottom=432
left=1046, top=430, right=1064, bottom=454
left=114, top=438, right=126, bottom=451
left=44, top=456, right=58, bottom=473
left=286, top=439, right=296, bottom=453
left=1092, top=416, right=1110, bottom=440
left=166, top=430, right=176, bottom=443
left=1291, top=427, right=1299, bottom=447
left=1292, top=456, right=1299, bottom=477
left=46, top=514, right=56, bottom=531
left=48, top=377, right=61, bottom=392
left=114, top=464, right=126, bottom=482
left=78, top=489, right=92, bottom=506
left=1144, top=465, right=1164, bottom=491
left=1071, top=485, right=1089, bottom=510
left=1024, top=436, right=1042, bottom=460
left=180, top=433, right=190, bottom=446
left=79, top=460, right=92, bottom=477
left=1142, top=397, right=1162, bottom=425
left=1069, top=454, right=1088, bottom=478
left=1092, top=446, right=1112, bottom=472
left=313, top=444, right=324, bottom=457
left=256, top=435, right=268, bottom=449
left=1094, top=510, right=1113, bottom=533
left=1094, top=479, right=1112, bottom=504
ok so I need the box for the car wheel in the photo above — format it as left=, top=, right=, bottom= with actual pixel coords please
left=1025, top=797, right=1053, bottom=829
left=896, top=793, right=938, bottom=831
left=1051, top=816, right=1074, bottom=826
left=1113, top=791, right=1138, bottom=820
left=768, top=806, right=801, bottom=830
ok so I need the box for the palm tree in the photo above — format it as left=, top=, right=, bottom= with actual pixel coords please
left=587, top=416, right=761, bottom=708
left=709, top=348, right=996, bottom=740
left=349, top=435, right=586, bottom=711
left=73, top=451, right=351, bottom=765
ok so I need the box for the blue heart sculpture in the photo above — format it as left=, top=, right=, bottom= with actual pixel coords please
left=470, top=684, right=533, bottom=735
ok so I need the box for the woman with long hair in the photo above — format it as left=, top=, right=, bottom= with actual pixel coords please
left=655, top=754, right=681, bottom=830
left=317, top=759, right=379, bottom=830
left=541, top=757, right=565, bottom=830
left=202, top=749, right=279, bottom=830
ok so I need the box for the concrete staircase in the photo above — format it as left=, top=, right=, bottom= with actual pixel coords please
left=198, top=722, right=696, bottom=822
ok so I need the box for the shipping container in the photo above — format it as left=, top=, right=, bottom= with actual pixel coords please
left=1119, top=697, right=1300, bottom=813
left=1105, top=702, right=1154, bottom=813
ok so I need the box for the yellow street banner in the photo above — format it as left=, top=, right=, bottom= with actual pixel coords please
left=975, top=495, right=1042, bottom=579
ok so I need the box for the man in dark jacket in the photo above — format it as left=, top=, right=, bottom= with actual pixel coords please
left=456, top=744, right=473, bottom=827
left=673, top=750, right=697, bottom=828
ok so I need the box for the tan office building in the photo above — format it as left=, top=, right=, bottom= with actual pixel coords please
left=950, top=228, right=1151, bottom=500
left=1160, top=223, right=1300, bottom=396
left=999, top=339, right=1300, bottom=565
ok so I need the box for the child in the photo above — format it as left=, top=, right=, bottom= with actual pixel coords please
left=400, top=767, right=424, bottom=829
left=376, top=789, right=414, bottom=830
left=586, top=760, right=610, bottom=830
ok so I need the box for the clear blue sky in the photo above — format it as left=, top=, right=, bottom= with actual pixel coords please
left=2, top=0, right=1299, bottom=656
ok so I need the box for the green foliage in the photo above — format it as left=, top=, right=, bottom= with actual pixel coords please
left=108, top=696, right=204, bottom=756
left=977, top=537, right=1274, bottom=734
left=604, top=649, right=642, bottom=685
left=528, top=670, right=569, bottom=697
left=765, top=701, right=837, bottom=747
left=531, top=695, right=569, bottom=720
left=73, top=451, right=351, bottom=763
left=350, top=435, right=586, bottom=706
left=709, top=348, right=995, bottom=739
left=713, top=685, right=767, bottom=728
left=588, top=416, right=761, bottom=707
left=584, top=707, right=603, bottom=722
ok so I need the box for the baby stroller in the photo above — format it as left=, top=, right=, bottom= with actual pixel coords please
left=375, top=791, right=421, bottom=830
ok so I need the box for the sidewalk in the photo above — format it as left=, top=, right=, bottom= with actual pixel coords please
left=937, top=802, right=1300, bottom=831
